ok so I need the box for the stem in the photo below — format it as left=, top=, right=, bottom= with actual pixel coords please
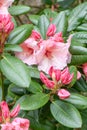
left=0, top=71, right=5, bottom=101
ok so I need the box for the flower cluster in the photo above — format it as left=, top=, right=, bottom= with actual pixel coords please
left=40, top=67, right=74, bottom=99
left=0, top=0, right=14, bottom=53
left=0, top=101, right=30, bottom=130
left=16, top=24, right=71, bottom=73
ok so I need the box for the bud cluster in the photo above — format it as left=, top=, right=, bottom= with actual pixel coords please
left=40, top=67, right=74, bottom=99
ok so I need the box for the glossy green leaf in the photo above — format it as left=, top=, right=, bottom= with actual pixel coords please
left=76, top=23, right=87, bottom=31
left=0, top=55, right=31, bottom=88
left=65, top=93, right=87, bottom=109
left=4, top=44, right=22, bottom=52
left=71, top=32, right=87, bottom=45
left=9, top=5, right=31, bottom=15
left=9, top=84, right=26, bottom=96
left=50, top=100, right=82, bottom=128
left=75, top=77, right=87, bottom=92
left=52, top=11, right=68, bottom=36
left=19, top=93, right=50, bottom=110
left=29, top=15, right=39, bottom=25
left=69, top=46, right=87, bottom=55
left=38, top=15, right=49, bottom=39
left=8, top=24, right=33, bottom=44
left=70, top=55, right=87, bottom=65
left=28, top=66, right=40, bottom=79
left=28, top=80, right=43, bottom=93
left=68, top=2, right=87, bottom=31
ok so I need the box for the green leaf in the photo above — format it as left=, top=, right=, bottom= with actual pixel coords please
left=70, top=55, right=87, bottom=65
left=9, top=5, right=31, bottom=15
left=19, top=93, right=50, bottom=110
left=50, top=100, right=82, bottom=128
left=71, top=32, right=87, bottom=44
left=68, top=2, right=87, bottom=31
left=75, top=77, right=87, bottom=92
left=9, top=84, right=26, bottom=96
left=0, top=54, right=31, bottom=88
left=57, top=0, right=75, bottom=8
left=81, top=109, right=87, bottom=130
left=28, top=66, right=40, bottom=79
left=76, top=23, right=87, bottom=31
left=68, top=66, right=77, bottom=87
left=69, top=46, right=87, bottom=55
left=52, top=11, right=68, bottom=36
left=29, top=15, right=39, bottom=25
left=28, top=80, right=43, bottom=93
left=38, top=15, right=49, bottom=39
left=8, top=24, right=33, bottom=44
left=43, top=8, right=57, bottom=20
left=65, top=93, right=87, bottom=109
left=4, top=44, right=22, bottom=52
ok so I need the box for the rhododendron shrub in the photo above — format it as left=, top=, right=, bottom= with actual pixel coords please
left=1, top=0, right=87, bottom=130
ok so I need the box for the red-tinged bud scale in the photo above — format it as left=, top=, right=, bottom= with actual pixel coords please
left=40, top=72, right=55, bottom=89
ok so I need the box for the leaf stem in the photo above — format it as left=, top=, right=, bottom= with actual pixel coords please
left=0, top=72, right=5, bottom=101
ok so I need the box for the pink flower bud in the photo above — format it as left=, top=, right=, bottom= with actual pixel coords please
left=0, top=14, right=14, bottom=34
left=77, top=71, right=81, bottom=80
left=40, top=72, right=54, bottom=89
left=46, top=24, right=56, bottom=37
left=31, top=30, right=41, bottom=40
left=61, top=67, right=74, bottom=85
left=57, top=89, right=70, bottom=99
left=0, top=101, right=10, bottom=120
left=82, top=63, right=87, bottom=77
left=49, top=66, right=61, bottom=82
left=10, top=104, right=20, bottom=118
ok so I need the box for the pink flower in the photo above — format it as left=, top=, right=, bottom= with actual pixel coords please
left=46, top=24, right=56, bottom=36
left=12, top=117, right=30, bottom=130
left=38, top=39, right=70, bottom=73
left=61, top=67, right=74, bottom=85
left=0, top=0, right=14, bottom=8
left=0, top=0, right=14, bottom=14
left=40, top=72, right=54, bottom=89
left=1, top=123, right=14, bottom=130
left=50, top=32, right=64, bottom=42
left=15, top=38, right=38, bottom=65
left=1, top=118, right=30, bottom=130
left=31, top=30, right=41, bottom=40
left=57, top=89, right=70, bottom=99
left=49, top=66, right=61, bottom=82
left=82, top=63, right=87, bottom=77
